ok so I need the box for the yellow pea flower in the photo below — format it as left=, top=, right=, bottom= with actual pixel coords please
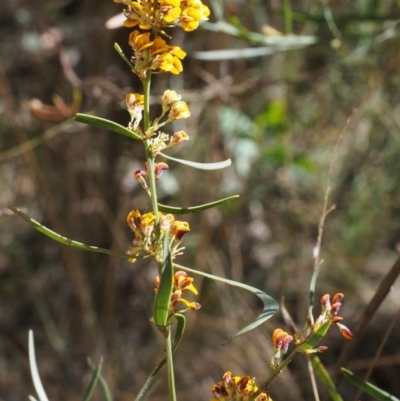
left=168, top=101, right=190, bottom=120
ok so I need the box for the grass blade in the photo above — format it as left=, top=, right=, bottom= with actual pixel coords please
left=28, top=330, right=50, bottom=401
left=81, top=360, right=102, bottom=401
left=308, top=260, right=324, bottom=324
left=341, top=368, right=400, bottom=401
left=87, top=360, right=113, bottom=401
left=311, top=356, right=343, bottom=401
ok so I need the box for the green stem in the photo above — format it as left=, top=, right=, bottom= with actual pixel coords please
left=282, top=0, right=293, bottom=35
left=141, top=31, right=175, bottom=401
left=143, top=73, right=160, bottom=226
left=143, top=73, right=151, bottom=134
left=166, top=330, right=177, bottom=401
left=260, top=348, right=298, bottom=390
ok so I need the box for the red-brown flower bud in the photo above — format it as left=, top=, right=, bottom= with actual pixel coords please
left=336, top=323, right=355, bottom=340
left=320, top=294, right=331, bottom=311
left=332, top=293, right=344, bottom=304
left=154, top=162, right=169, bottom=179
left=330, top=302, right=342, bottom=315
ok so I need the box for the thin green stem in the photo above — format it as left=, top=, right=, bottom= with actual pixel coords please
left=282, top=0, right=293, bottom=35
left=260, top=348, right=298, bottom=390
left=143, top=73, right=160, bottom=226
left=143, top=73, right=151, bottom=134
left=141, top=24, right=175, bottom=401
left=166, top=330, right=177, bottom=401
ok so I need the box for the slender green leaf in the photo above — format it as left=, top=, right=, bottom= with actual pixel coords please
left=114, top=42, right=134, bottom=69
left=75, top=113, right=142, bottom=140
left=174, top=263, right=278, bottom=340
left=297, top=320, right=331, bottom=352
left=311, top=356, right=343, bottom=401
left=28, top=330, right=50, bottom=401
left=81, top=360, right=102, bottom=401
left=135, top=314, right=186, bottom=401
left=153, top=235, right=173, bottom=332
left=87, top=360, right=113, bottom=401
left=159, top=152, right=231, bottom=170
left=97, top=374, right=113, bottom=401
left=341, top=368, right=400, bottom=401
left=197, top=21, right=316, bottom=50
left=9, top=207, right=131, bottom=259
left=158, top=195, right=239, bottom=214
left=308, top=260, right=324, bottom=324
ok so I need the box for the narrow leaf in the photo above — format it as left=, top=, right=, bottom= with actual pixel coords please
left=174, top=263, right=278, bottom=340
left=75, top=113, right=142, bottom=141
left=114, top=42, right=134, bottom=69
left=135, top=314, right=186, bottom=401
left=9, top=207, right=131, bottom=259
left=311, top=356, right=343, bottom=401
left=88, top=360, right=113, bottom=401
left=297, top=320, right=331, bottom=352
left=308, top=260, right=324, bottom=324
left=28, top=330, right=50, bottom=401
left=159, top=152, right=231, bottom=170
left=341, top=368, right=400, bottom=401
left=153, top=235, right=173, bottom=332
left=97, top=375, right=113, bottom=401
left=158, top=195, right=239, bottom=214
left=81, top=360, right=102, bottom=401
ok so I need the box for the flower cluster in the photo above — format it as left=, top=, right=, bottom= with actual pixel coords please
left=134, top=162, right=169, bottom=194
left=126, top=210, right=190, bottom=262
left=211, top=371, right=268, bottom=401
left=315, top=293, right=354, bottom=340
left=125, top=91, right=190, bottom=148
left=154, top=270, right=201, bottom=315
left=269, top=293, right=354, bottom=371
left=129, top=32, right=186, bottom=79
left=270, top=329, right=293, bottom=369
left=115, top=0, right=210, bottom=32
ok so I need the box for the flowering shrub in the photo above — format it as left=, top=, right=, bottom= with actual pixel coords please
left=12, top=1, right=365, bottom=401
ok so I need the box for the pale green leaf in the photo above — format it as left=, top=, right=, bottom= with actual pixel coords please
left=9, top=207, right=131, bottom=259
left=158, top=195, right=239, bottom=214
left=174, top=264, right=278, bottom=340
left=75, top=113, right=142, bottom=140
left=153, top=235, right=173, bottom=332
left=311, top=355, right=343, bottom=401
left=159, top=152, right=231, bottom=170
left=309, top=260, right=324, bottom=324
left=341, top=368, right=400, bottom=401
left=81, top=361, right=102, bottom=401
left=28, top=330, right=50, bottom=401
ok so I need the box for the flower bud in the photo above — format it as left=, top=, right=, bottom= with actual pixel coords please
left=168, top=101, right=190, bottom=120
left=154, top=162, right=169, bottom=179
left=332, top=293, right=344, bottom=304
left=336, top=323, right=355, bottom=340
left=170, top=130, right=189, bottom=145
left=162, top=89, right=181, bottom=110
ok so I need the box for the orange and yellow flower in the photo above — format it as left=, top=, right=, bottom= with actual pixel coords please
left=211, top=372, right=266, bottom=401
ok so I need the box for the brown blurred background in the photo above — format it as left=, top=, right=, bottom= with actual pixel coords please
left=1, top=0, right=400, bottom=400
